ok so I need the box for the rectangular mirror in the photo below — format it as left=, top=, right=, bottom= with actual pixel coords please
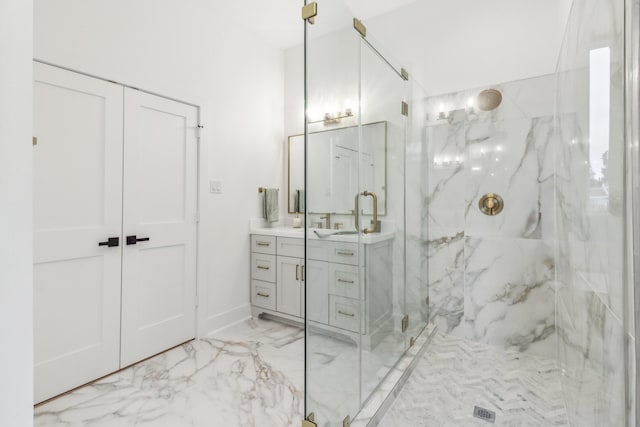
left=288, top=121, right=387, bottom=215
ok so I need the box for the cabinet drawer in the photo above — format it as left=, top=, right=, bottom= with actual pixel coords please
left=251, top=235, right=276, bottom=255
left=252, top=280, right=276, bottom=311
left=329, top=242, right=359, bottom=265
left=277, top=237, right=304, bottom=258
left=329, top=295, right=361, bottom=333
left=328, top=263, right=359, bottom=299
left=251, top=253, right=276, bottom=282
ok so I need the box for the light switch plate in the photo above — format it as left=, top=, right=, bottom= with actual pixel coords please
left=209, top=180, right=222, bottom=194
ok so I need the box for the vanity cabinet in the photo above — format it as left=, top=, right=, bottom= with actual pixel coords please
left=251, top=235, right=306, bottom=322
left=308, top=237, right=393, bottom=348
left=250, top=232, right=393, bottom=347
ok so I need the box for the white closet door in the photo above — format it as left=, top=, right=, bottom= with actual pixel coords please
left=120, top=88, right=198, bottom=367
left=33, top=63, right=124, bottom=403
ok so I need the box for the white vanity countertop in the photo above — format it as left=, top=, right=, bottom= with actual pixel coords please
left=250, top=226, right=306, bottom=238
left=250, top=226, right=395, bottom=244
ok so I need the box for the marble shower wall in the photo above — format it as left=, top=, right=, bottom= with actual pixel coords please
left=554, top=0, right=631, bottom=425
left=424, top=74, right=558, bottom=359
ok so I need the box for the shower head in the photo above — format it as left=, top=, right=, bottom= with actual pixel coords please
left=477, top=89, right=503, bottom=111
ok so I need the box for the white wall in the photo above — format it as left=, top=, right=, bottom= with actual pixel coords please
left=284, top=0, right=574, bottom=120
left=34, top=0, right=286, bottom=334
left=0, top=0, right=34, bottom=425
left=363, top=0, right=574, bottom=95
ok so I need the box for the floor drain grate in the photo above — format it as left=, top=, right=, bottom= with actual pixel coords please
left=473, top=406, right=496, bottom=423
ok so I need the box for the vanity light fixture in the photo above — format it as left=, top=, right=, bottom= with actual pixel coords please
left=316, top=108, right=353, bottom=125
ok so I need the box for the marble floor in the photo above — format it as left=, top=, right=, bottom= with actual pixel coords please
left=35, top=320, right=569, bottom=427
left=34, top=317, right=304, bottom=427
left=378, top=333, right=569, bottom=427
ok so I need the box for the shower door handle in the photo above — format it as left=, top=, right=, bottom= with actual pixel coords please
left=361, top=191, right=378, bottom=234
left=354, top=193, right=360, bottom=232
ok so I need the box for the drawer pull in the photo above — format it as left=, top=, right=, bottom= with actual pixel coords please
left=338, top=310, right=355, bottom=317
left=257, top=292, right=270, bottom=298
left=257, top=265, right=270, bottom=270
left=256, top=242, right=271, bottom=246
left=337, top=251, right=354, bottom=256
left=338, top=278, right=355, bottom=284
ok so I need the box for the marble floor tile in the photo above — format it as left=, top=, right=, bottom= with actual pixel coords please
left=378, top=333, right=568, bottom=427
left=35, top=319, right=569, bottom=427
left=34, top=317, right=304, bottom=427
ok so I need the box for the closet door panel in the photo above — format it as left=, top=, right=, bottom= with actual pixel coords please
left=121, top=88, right=198, bottom=367
left=33, top=62, right=124, bottom=403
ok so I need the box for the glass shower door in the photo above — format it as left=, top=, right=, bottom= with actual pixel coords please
left=304, top=1, right=419, bottom=423
left=304, top=2, right=362, bottom=426
left=357, top=38, right=408, bottom=404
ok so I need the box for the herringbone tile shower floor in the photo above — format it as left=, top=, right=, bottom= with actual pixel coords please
left=379, top=333, right=568, bottom=427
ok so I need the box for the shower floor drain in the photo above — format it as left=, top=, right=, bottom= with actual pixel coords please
left=473, top=406, right=496, bottom=423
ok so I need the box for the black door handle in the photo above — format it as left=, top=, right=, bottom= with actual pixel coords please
left=98, top=237, right=119, bottom=247
left=126, top=235, right=150, bottom=245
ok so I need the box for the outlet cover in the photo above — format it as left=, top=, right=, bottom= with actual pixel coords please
left=209, top=180, right=222, bottom=194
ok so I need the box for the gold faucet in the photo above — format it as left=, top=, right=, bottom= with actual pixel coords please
left=320, top=213, right=331, bottom=230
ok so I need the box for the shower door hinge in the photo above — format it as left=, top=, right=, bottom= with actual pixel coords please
left=401, top=314, right=409, bottom=333
left=353, top=18, right=367, bottom=37
left=343, top=415, right=351, bottom=427
left=401, top=101, right=409, bottom=116
left=302, top=412, right=317, bottom=427
left=302, top=2, right=318, bottom=24
left=401, top=68, right=409, bottom=80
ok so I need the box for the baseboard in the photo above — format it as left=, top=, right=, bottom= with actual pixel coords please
left=202, top=303, right=251, bottom=337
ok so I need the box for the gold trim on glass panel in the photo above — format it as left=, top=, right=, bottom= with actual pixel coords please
left=353, top=18, right=367, bottom=37
left=301, top=2, right=317, bottom=24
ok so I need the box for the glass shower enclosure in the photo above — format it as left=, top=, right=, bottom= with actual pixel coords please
left=303, top=1, right=428, bottom=425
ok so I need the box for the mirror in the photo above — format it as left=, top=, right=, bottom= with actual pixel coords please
left=288, top=121, right=387, bottom=215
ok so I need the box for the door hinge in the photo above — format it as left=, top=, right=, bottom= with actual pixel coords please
left=425, top=296, right=430, bottom=306
left=196, top=124, right=204, bottom=138
left=343, top=415, right=351, bottom=427
left=410, top=336, right=416, bottom=347
left=353, top=18, right=367, bottom=37
left=401, top=68, right=409, bottom=81
left=401, top=101, right=409, bottom=116
left=32, top=136, right=38, bottom=146
left=401, top=314, right=409, bottom=333
left=195, top=210, right=200, bottom=223
left=302, top=412, right=317, bottom=427
left=302, top=2, right=318, bottom=24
